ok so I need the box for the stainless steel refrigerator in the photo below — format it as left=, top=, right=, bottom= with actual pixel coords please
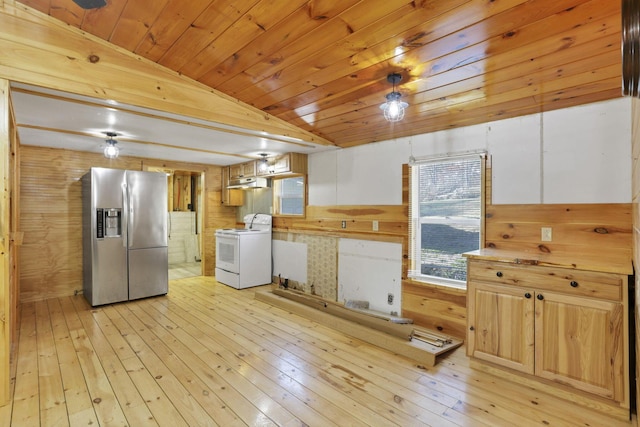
left=82, top=167, right=168, bottom=306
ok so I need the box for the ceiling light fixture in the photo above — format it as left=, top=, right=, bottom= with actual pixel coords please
left=380, top=73, right=408, bottom=122
left=72, top=0, right=106, bottom=10
left=103, top=132, right=119, bottom=159
left=257, top=153, right=269, bottom=173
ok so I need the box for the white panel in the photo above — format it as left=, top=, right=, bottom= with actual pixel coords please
left=487, top=114, right=542, bottom=204
left=272, top=240, right=307, bottom=284
left=410, top=123, right=488, bottom=158
left=306, top=98, right=631, bottom=207
left=336, top=142, right=408, bottom=205
left=338, top=239, right=402, bottom=314
left=308, top=150, right=338, bottom=206
left=542, top=98, right=631, bottom=203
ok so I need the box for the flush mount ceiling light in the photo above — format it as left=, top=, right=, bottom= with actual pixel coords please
left=257, top=153, right=269, bottom=173
left=103, top=132, right=119, bottom=159
left=72, top=0, right=106, bottom=9
left=379, top=73, right=408, bottom=122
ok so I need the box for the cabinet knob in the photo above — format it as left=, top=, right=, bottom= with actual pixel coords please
left=469, top=326, right=475, bottom=331
left=537, top=294, right=544, bottom=300
left=496, top=271, right=503, bottom=277
left=524, top=292, right=532, bottom=299
left=570, top=281, right=578, bottom=288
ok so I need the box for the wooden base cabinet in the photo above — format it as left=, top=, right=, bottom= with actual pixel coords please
left=466, top=257, right=629, bottom=410
left=535, top=291, right=625, bottom=402
left=468, top=282, right=535, bottom=374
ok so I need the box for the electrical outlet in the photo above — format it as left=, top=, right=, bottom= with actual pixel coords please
left=541, top=227, right=552, bottom=242
left=387, top=293, right=394, bottom=305
left=372, top=220, right=379, bottom=231
left=341, top=220, right=346, bottom=229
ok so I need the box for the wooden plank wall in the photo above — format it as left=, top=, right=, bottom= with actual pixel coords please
left=272, top=165, right=470, bottom=338
left=630, top=97, right=640, bottom=419
left=19, top=145, right=235, bottom=303
left=8, top=86, right=19, bottom=355
left=485, top=204, right=632, bottom=261
left=0, top=78, right=12, bottom=405
left=275, top=163, right=633, bottom=340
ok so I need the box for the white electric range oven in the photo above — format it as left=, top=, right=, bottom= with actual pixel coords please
left=214, top=214, right=272, bottom=289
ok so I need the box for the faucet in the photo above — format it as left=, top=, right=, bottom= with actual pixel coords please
left=249, top=213, right=259, bottom=229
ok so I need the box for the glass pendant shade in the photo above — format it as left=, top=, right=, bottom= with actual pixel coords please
left=258, top=153, right=269, bottom=173
left=380, top=92, right=408, bottom=122
left=103, top=138, right=119, bottom=159
left=380, top=73, right=409, bottom=122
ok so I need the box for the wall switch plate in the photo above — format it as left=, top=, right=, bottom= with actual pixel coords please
left=372, top=220, right=379, bottom=231
left=541, top=227, right=552, bottom=242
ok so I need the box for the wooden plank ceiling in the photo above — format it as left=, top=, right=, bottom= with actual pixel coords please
left=16, top=0, right=623, bottom=148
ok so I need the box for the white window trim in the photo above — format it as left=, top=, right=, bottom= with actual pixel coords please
left=409, top=151, right=486, bottom=288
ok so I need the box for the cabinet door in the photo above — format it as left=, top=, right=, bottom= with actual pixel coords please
left=241, top=161, right=256, bottom=177
left=272, top=153, right=291, bottom=174
left=229, top=161, right=256, bottom=179
left=221, top=167, right=243, bottom=206
left=468, top=282, right=535, bottom=374
left=229, top=164, right=243, bottom=179
left=535, top=291, right=625, bottom=401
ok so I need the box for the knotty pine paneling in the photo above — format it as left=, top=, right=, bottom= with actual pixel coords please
left=0, top=78, right=17, bottom=406
left=485, top=203, right=632, bottom=261
left=6, top=0, right=623, bottom=148
left=631, top=97, right=640, bottom=418
left=19, top=145, right=234, bottom=303
left=8, top=88, right=20, bottom=350
left=402, top=281, right=467, bottom=339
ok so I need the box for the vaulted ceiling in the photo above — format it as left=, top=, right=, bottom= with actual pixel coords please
left=15, top=0, right=622, bottom=150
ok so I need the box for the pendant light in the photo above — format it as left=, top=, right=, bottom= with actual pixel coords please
left=257, top=153, right=269, bottom=173
left=380, top=73, right=408, bottom=122
left=103, top=132, right=119, bottom=159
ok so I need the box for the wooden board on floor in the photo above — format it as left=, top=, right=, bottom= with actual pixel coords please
left=257, top=289, right=462, bottom=366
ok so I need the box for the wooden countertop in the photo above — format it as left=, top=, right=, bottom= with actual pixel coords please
left=463, top=248, right=633, bottom=275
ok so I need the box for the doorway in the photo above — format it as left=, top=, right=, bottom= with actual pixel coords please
left=148, top=167, right=204, bottom=280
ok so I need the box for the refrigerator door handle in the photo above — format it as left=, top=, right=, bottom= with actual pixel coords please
left=122, top=182, right=129, bottom=248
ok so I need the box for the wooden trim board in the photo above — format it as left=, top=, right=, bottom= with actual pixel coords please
left=255, top=289, right=462, bottom=366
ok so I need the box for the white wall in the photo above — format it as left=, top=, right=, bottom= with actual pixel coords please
left=305, top=98, right=632, bottom=305
left=309, top=97, right=632, bottom=206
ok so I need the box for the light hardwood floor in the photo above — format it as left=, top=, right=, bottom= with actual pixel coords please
left=0, top=276, right=633, bottom=426
left=168, top=262, right=202, bottom=281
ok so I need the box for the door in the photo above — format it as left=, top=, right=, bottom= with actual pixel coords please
left=469, top=282, right=535, bottom=374
left=85, top=168, right=128, bottom=306
left=535, top=291, right=625, bottom=401
left=126, top=171, right=167, bottom=249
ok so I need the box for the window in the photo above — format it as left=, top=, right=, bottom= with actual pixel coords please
left=410, top=154, right=484, bottom=288
left=272, top=176, right=305, bottom=216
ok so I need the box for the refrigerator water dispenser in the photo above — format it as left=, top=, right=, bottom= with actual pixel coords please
left=96, top=208, right=122, bottom=238
left=105, top=208, right=122, bottom=237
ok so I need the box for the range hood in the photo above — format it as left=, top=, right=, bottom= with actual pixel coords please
left=227, top=176, right=269, bottom=189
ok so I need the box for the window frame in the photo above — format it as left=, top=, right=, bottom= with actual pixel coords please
left=271, top=174, right=307, bottom=217
left=408, top=152, right=486, bottom=289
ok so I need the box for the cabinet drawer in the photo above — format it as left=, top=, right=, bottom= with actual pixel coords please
left=468, top=260, right=623, bottom=301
